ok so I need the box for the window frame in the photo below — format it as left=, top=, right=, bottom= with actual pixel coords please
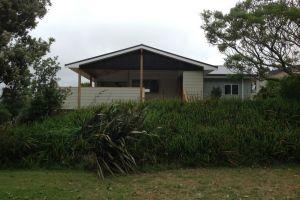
left=224, top=84, right=232, bottom=95
left=224, top=84, right=239, bottom=95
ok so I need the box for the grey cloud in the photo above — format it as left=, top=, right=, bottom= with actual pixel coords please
left=30, top=0, right=238, bottom=86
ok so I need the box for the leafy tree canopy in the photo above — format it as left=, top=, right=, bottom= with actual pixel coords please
left=26, top=57, right=68, bottom=121
left=0, top=0, right=52, bottom=95
left=202, top=0, right=300, bottom=78
left=0, top=0, right=67, bottom=120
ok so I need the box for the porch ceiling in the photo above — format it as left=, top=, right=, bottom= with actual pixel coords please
left=79, top=69, right=120, bottom=79
left=67, top=44, right=218, bottom=79
left=78, top=50, right=203, bottom=71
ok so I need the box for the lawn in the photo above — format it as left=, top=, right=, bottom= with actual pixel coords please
left=0, top=167, right=299, bottom=200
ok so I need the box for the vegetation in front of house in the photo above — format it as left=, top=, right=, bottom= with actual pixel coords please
left=255, top=75, right=300, bottom=101
left=138, top=98, right=300, bottom=167
left=0, top=167, right=299, bottom=200
left=74, top=104, right=148, bottom=178
left=0, top=98, right=299, bottom=176
left=0, top=0, right=67, bottom=123
left=210, top=86, right=222, bottom=99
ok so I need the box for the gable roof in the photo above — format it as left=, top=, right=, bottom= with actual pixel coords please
left=205, top=66, right=253, bottom=79
left=207, top=66, right=238, bottom=75
left=268, top=65, right=300, bottom=76
left=65, top=44, right=217, bottom=71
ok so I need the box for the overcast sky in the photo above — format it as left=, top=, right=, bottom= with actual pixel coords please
left=31, top=0, right=239, bottom=86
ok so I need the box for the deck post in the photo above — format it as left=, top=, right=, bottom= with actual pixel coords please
left=140, top=49, right=144, bottom=102
left=89, top=76, right=93, bottom=87
left=128, top=70, right=131, bottom=87
left=78, top=72, right=81, bottom=108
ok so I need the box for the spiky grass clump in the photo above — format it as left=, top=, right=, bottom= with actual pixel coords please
left=74, top=103, right=147, bottom=178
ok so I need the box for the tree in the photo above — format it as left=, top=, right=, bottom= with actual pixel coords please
left=0, top=104, right=11, bottom=125
left=254, top=79, right=281, bottom=99
left=0, top=0, right=53, bottom=116
left=255, top=75, right=300, bottom=100
left=26, top=57, right=68, bottom=121
left=201, top=0, right=300, bottom=79
left=280, top=75, right=300, bottom=100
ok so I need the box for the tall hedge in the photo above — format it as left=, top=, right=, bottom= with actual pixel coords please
left=0, top=99, right=299, bottom=169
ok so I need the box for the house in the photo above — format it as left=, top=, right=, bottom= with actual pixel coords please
left=255, top=65, right=300, bottom=91
left=63, top=44, right=255, bottom=109
left=204, top=66, right=255, bottom=99
left=268, top=65, right=300, bottom=79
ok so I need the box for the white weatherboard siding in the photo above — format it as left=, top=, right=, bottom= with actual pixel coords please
left=203, top=78, right=253, bottom=99
left=183, top=71, right=203, bottom=99
left=62, top=87, right=141, bottom=109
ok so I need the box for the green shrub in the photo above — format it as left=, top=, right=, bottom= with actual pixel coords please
left=255, top=80, right=281, bottom=99
left=280, top=75, right=300, bottom=100
left=0, top=105, right=12, bottom=125
left=255, top=75, right=300, bottom=101
left=0, top=108, right=93, bottom=168
left=24, top=57, right=68, bottom=121
left=25, top=86, right=68, bottom=121
left=127, top=99, right=300, bottom=167
left=210, top=86, right=222, bottom=99
left=1, top=87, right=30, bottom=118
left=0, top=99, right=299, bottom=170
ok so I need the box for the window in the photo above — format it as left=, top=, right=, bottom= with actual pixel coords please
left=132, top=80, right=159, bottom=93
left=232, top=85, right=239, bottom=95
left=224, top=84, right=239, bottom=95
left=225, top=85, right=231, bottom=95
left=97, top=82, right=127, bottom=87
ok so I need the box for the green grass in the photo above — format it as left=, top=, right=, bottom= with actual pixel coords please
left=0, top=166, right=299, bottom=200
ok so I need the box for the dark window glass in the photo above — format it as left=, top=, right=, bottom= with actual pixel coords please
left=97, top=82, right=127, bottom=87
left=225, top=85, right=231, bottom=95
left=232, top=84, right=239, bottom=95
left=132, top=80, right=159, bottom=93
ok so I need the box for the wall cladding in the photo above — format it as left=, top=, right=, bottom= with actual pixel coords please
left=183, top=71, right=204, bottom=100
left=62, top=87, right=141, bottom=109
